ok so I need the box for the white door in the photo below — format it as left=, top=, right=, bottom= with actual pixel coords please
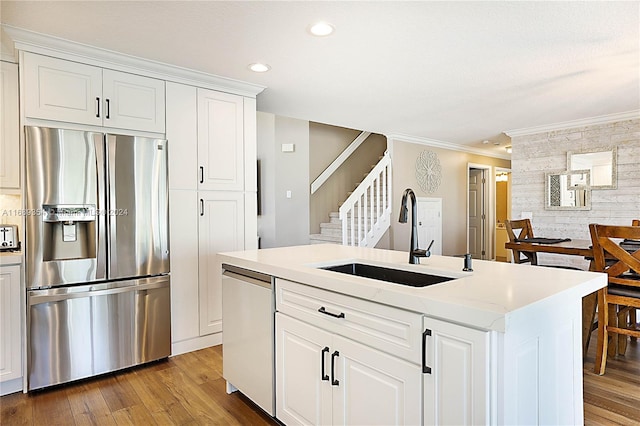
left=0, top=265, right=21, bottom=384
left=197, top=88, right=244, bottom=191
left=417, top=198, right=442, bottom=255
left=332, top=335, right=422, bottom=426
left=103, top=69, right=165, bottom=133
left=276, top=313, right=333, bottom=426
left=23, top=52, right=103, bottom=126
left=168, top=190, right=200, bottom=344
left=423, top=317, right=489, bottom=426
left=468, top=169, right=486, bottom=259
left=0, top=61, right=20, bottom=189
left=198, top=191, right=244, bottom=336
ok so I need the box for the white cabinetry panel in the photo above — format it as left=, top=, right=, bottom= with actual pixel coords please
left=0, top=265, right=21, bottom=386
left=198, top=191, right=244, bottom=336
left=23, top=52, right=102, bottom=126
left=0, top=61, right=20, bottom=189
left=197, top=89, right=244, bottom=191
left=166, top=82, right=197, bottom=191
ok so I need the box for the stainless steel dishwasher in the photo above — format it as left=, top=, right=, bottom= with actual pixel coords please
left=222, top=264, right=274, bottom=416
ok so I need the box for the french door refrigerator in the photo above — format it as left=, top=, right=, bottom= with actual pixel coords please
left=25, top=126, right=170, bottom=391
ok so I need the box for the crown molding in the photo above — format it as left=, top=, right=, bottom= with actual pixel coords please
left=2, top=25, right=266, bottom=98
left=504, top=110, right=640, bottom=138
left=386, top=133, right=511, bottom=160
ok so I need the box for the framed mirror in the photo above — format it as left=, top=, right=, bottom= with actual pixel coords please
left=567, top=146, right=617, bottom=189
left=545, top=170, right=591, bottom=210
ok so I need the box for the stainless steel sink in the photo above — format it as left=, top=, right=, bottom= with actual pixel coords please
left=321, top=263, right=455, bottom=287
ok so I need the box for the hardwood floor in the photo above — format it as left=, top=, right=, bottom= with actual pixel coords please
left=2, top=341, right=638, bottom=425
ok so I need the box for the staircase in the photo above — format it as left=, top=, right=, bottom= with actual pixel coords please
left=310, top=152, right=392, bottom=247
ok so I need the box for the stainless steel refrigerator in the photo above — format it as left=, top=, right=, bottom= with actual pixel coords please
left=24, top=126, right=170, bottom=391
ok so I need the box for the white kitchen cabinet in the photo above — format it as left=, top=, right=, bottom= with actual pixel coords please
left=276, top=312, right=421, bottom=426
left=167, top=82, right=198, bottom=191
left=0, top=61, right=20, bottom=189
left=23, top=52, right=165, bottom=133
left=0, top=265, right=22, bottom=394
left=423, top=316, right=489, bottom=425
left=198, top=191, right=245, bottom=336
left=197, top=88, right=244, bottom=191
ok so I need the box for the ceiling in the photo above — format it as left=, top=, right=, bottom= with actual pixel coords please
left=2, top=1, right=639, bottom=158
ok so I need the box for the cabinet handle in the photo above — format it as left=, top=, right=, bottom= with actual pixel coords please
left=422, top=328, right=432, bottom=374
left=96, top=97, right=100, bottom=118
left=199, top=166, right=204, bottom=184
left=200, top=199, right=204, bottom=216
left=105, top=99, right=110, bottom=119
left=318, top=306, right=345, bottom=319
left=331, top=350, right=340, bottom=386
left=321, top=346, right=330, bottom=381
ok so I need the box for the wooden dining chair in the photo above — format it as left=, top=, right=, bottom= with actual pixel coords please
left=505, top=219, right=538, bottom=264
left=589, top=223, right=640, bottom=375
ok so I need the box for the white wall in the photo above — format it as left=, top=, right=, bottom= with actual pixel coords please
left=510, top=118, right=640, bottom=268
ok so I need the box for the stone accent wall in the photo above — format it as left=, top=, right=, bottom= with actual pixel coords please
left=510, top=118, right=640, bottom=268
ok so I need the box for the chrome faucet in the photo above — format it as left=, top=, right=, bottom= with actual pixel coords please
left=398, top=188, right=434, bottom=264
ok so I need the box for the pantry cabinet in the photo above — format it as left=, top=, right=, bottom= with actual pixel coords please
left=0, top=265, right=21, bottom=393
left=276, top=313, right=422, bottom=426
left=0, top=61, right=20, bottom=189
left=23, top=52, right=165, bottom=133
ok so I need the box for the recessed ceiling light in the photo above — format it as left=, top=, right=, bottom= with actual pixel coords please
left=248, top=63, right=271, bottom=73
left=309, top=22, right=335, bottom=37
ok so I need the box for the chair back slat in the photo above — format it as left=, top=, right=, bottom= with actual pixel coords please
left=589, top=224, right=640, bottom=283
left=505, top=219, right=537, bottom=264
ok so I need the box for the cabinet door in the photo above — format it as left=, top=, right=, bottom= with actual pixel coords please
left=198, top=191, right=244, bottom=336
left=169, top=190, right=200, bottom=344
left=276, top=313, right=333, bottom=426
left=103, top=69, right=165, bottom=133
left=0, top=61, right=20, bottom=189
left=197, top=89, right=244, bottom=191
left=332, top=334, right=422, bottom=426
left=423, top=317, right=489, bottom=426
left=23, top=52, right=103, bottom=126
left=166, top=82, right=198, bottom=191
left=0, top=265, right=21, bottom=383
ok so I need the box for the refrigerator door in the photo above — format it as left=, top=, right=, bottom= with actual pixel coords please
left=25, top=126, right=107, bottom=289
left=27, top=275, right=171, bottom=390
left=106, top=134, right=169, bottom=279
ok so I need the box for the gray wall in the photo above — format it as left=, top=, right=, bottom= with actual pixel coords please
left=257, top=112, right=310, bottom=248
left=510, top=118, right=640, bottom=268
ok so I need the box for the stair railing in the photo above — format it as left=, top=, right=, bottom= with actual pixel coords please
left=339, top=151, right=392, bottom=247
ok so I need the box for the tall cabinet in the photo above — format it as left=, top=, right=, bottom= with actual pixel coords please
left=167, top=82, right=258, bottom=353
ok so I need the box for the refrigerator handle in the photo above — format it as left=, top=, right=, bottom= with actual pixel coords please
left=107, top=135, right=118, bottom=275
left=200, top=199, right=204, bottom=216
left=95, top=133, right=107, bottom=280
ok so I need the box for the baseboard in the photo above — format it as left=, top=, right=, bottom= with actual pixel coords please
left=171, top=332, right=222, bottom=356
left=0, top=376, right=23, bottom=396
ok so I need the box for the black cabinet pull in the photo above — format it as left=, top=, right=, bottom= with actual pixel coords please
left=105, top=99, right=110, bottom=119
left=321, top=347, right=330, bottom=381
left=199, top=166, right=204, bottom=184
left=200, top=199, right=204, bottom=216
left=331, top=350, right=340, bottom=386
left=96, top=97, right=100, bottom=118
left=318, top=306, right=345, bottom=319
left=422, top=328, right=432, bottom=374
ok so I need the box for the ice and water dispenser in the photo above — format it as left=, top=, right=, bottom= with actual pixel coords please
left=41, top=205, right=97, bottom=262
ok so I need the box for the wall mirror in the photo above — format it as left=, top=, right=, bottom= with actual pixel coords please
left=567, top=146, right=617, bottom=189
left=545, top=170, right=591, bottom=210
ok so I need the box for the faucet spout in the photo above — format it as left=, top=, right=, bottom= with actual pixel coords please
left=398, top=188, right=433, bottom=264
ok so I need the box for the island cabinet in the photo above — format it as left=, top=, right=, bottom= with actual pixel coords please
left=22, top=52, right=165, bottom=133
left=166, top=81, right=256, bottom=354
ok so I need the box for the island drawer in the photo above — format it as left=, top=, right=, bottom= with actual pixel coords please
left=275, top=278, right=422, bottom=364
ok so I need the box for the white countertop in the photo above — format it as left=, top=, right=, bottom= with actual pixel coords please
left=218, top=244, right=606, bottom=333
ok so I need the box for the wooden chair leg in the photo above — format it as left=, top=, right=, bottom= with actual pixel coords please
left=594, top=289, right=608, bottom=375
left=607, top=304, right=618, bottom=357
left=631, top=309, right=638, bottom=342
left=618, top=308, right=628, bottom=355
left=582, top=292, right=597, bottom=355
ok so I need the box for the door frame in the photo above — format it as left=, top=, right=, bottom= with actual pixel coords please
left=495, top=167, right=512, bottom=262
left=466, top=163, right=494, bottom=260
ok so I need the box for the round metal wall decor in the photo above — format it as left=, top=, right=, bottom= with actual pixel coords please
left=415, top=150, right=442, bottom=193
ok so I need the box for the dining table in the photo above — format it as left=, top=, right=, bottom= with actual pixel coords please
left=504, top=238, right=598, bottom=355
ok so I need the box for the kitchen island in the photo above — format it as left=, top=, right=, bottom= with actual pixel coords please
left=219, top=244, right=606, bottom=425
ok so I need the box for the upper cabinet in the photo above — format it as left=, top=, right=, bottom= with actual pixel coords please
left=0, top=61, right=20, bottom=189
left=197, top=88, right=244, bottom=191
left=23, top=52, right=165, bottom=133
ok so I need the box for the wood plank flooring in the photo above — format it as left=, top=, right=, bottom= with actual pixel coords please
left=2, top=341, right=639, bottom=425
